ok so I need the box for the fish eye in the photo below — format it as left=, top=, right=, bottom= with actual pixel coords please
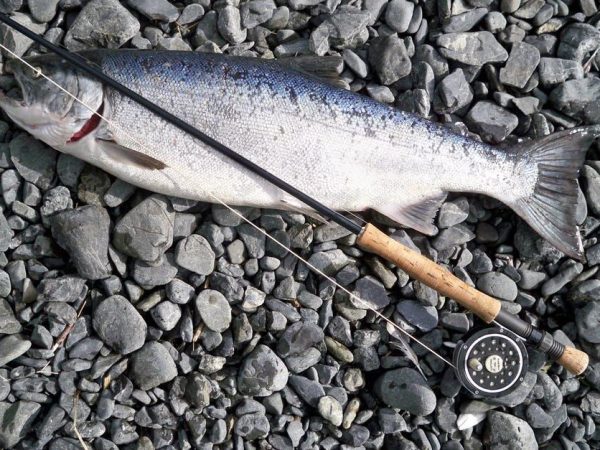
left=31, top=67, right=42, bottom=78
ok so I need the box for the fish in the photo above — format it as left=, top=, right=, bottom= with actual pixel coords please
left=0, top=49, right=597, bottom=259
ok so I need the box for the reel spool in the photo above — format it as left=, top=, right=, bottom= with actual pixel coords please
left=453, top=327, right=528, bottom=398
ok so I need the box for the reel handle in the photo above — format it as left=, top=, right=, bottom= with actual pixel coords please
left=357, top=223, right=590, bottom=376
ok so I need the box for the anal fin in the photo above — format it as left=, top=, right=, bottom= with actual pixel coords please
left=98, top=139, right=167, bottom=171
left=375, top=192, right=448, bottom=235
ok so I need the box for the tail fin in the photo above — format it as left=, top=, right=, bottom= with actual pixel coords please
left=512, top=126, right=600, bottom=260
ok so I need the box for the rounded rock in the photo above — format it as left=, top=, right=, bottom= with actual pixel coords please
left=374, top=368, right=437, bottom=416
left=92, top=295, right=147, bottom=354
left=194, top=289, right=232, bottom=333
left=238, top=344, right=289, bottom=396
left=129, top=341, right=178, bottom=390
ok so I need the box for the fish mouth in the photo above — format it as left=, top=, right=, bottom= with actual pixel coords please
left=67, top=102, right=103, bottom=143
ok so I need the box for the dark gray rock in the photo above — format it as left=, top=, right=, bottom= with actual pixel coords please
left=29, top=0, right=59, bottom=22
left=277, top=321, right=324, bottom=357
left=352, top=275, right=390, bottom=309
left=10, top=134, right=56, bottom=191
left=50, top=205, right=111, bottom=280
left=499, top=42, right=540, bottom=88
left=0, top=334, right=30, bottom=366
left=289, top=375, right=325, bottom=407
left=238, top=344, right=288, bottom=396
left=550, top=78, right=600, bottom=124
left=465, top=101, right=518, bottom=143
left=433, top=69, right=473, bottom=114
left=369, top=34, right=412, bottom=85
left=0, top=401, right=41, bottom=448
left=218, top=6, right=247, bottom=45
left=526, top=403, right=554, bottom=428
left=396, top=300, right=438, bottom=332
left=113, top=194, right=175, bottom=263
left=131, top=254, right=178, bottom=288
left=576, top=301, right=600, bottom=343
left=556, top=23, right=600, bottom=63
left=443, top=8, right=487, bottom=33
left=0, top=298, right=20, bottom=334
left=129, top=341, right=178, bottom=390
left=476, top=272, right=518, bottom=301
left=437, top=31, right=508, bottom=66
left=374, top=368, right=436, bottom=415
left=486, top=411, right=538, bottom=450
left=538, top=58, right=583, bottom=86
left=384, top=0, right=414, bottom=33
left=92, top=295, right=147, bottom=354
left=194, top=289, right=232, bottom=333
left=175, top=234, right=215, bottom=275
left=151, top=301, right=181, bottom=331
left=127, top=0, right=179, bottom=22
left=234, top=413, right=270, bottom=441
left=64, top=0, right=140, bottom=51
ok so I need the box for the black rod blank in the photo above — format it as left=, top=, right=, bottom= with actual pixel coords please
left=0, top=13, right=363, bottom=235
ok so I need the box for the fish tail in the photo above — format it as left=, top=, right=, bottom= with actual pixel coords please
left=512, top=125, right=600, bottom=260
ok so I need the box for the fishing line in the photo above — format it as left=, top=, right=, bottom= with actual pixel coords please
left=0, top=42, right=456, bottom=369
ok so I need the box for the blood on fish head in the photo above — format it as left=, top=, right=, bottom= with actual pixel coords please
left=0, top=54, right=104, bottom=147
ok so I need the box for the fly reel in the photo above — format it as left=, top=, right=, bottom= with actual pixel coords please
left=453, top=327, right=528, bottom=397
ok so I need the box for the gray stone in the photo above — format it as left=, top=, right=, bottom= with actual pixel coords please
left=550, top=78, right=600, bottom=124
left=0, top=0, right=21, bottom=14
left=10, top=133, right=56, bottom=191
left=576, top=301, right=600, bottom=343
left=384, top=0, right=414, bottom=33
left=289, top=375, right=325, bottom=407
left=277, top=321, right=324, bottom=357
left=132, top=254, right=178, bottom=288
left=0, top=298, right=20, bottom=334
left=37, top=276, right=87, bottom=303
left=539, top=58, right=583, bottom=86
left=556, top=23, right=600, bottom=63
left=218, top=6, right=247, bottom=44
left=433, top=69, right=473, bottom=113
left=396, top=300, right=438, bottom=332
left=129, top=341, right=178, bottom=390
left=50, top=206, right=112, bottom=280
left=465, top=101, right=518, bottom=143
left=486, top=411, right=538, bottom=450
left=374, top=368, right=436, bottom=415
left=432, top=224, right=475, bottom=250
left=0, top=401, right=41, bottom=448
left=318, top=395, right=343, bottom=426
left=127, top=0, right=179, bottom=22
left=92, top=295, right=147, bottom=354
left=177, top=4, right=205, bottom=25
left=352, top=275, right=390, bottom=309
left=476, top=272, right=518, bottom=301
left=166, top=279, right=195, bottom=305
left=40, top=186, right=74, bottom=226
left=234, top=413, right=270, bottom=441
left=0, top=12, right=47, bottom=57
left=240, top=0, right=276, bottom=28
left=437, top=31, right=508, bottom=66
left=369, top=34, right=412, bottom=85
left=113, top=194, right=175, bottom=263
left=238, top=344, right=289, bottom=396
left=443, top=8, right=487, bottom=33
left=151, top=301, right=181, bottom=331
left=103, top=179, right=136, bottom=208
left=194, top=289, right=231, bottom=333
left=64, top=0, right=140, bottom=51
left=541, top=261, right=583, bottom=296
left=307, top=249, right=349, bottom=275
left=29, top=0, right=60, bottom=22
left=175, top=234, right=215, bottom=275
left=185, top=372, right=211, bottom=408
left=526, top=403, right=554, bottom=428
left=499, top=42, right=540, bottom=89
left=0, top=334, right=30, bottom=366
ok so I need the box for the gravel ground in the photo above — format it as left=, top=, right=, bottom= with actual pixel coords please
left=0, top=0, right=597, bottom=449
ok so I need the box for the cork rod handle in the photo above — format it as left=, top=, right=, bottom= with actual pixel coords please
left=357, top=223, right=502, bottom=323
left=557, top=346, right=589, bottom=376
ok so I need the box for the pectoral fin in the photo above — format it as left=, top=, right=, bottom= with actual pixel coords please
left=97, top=139, right=167, bottom=170
left=375, top=192, right=448, bottom=235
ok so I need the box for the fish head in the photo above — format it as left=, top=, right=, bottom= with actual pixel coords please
left=0, top=55, right=103, bottom=147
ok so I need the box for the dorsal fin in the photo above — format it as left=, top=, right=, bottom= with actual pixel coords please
left=277, top=56, right=349, bottom=89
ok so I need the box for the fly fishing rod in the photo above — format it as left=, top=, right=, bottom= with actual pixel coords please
left=0, top=13, right=590, bottom=397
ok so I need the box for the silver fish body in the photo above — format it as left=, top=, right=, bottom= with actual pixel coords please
left=0, top=50, right=597, bottom=258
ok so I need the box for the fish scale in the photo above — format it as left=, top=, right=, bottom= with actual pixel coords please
left=0, top=49, right=597, bottom=258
